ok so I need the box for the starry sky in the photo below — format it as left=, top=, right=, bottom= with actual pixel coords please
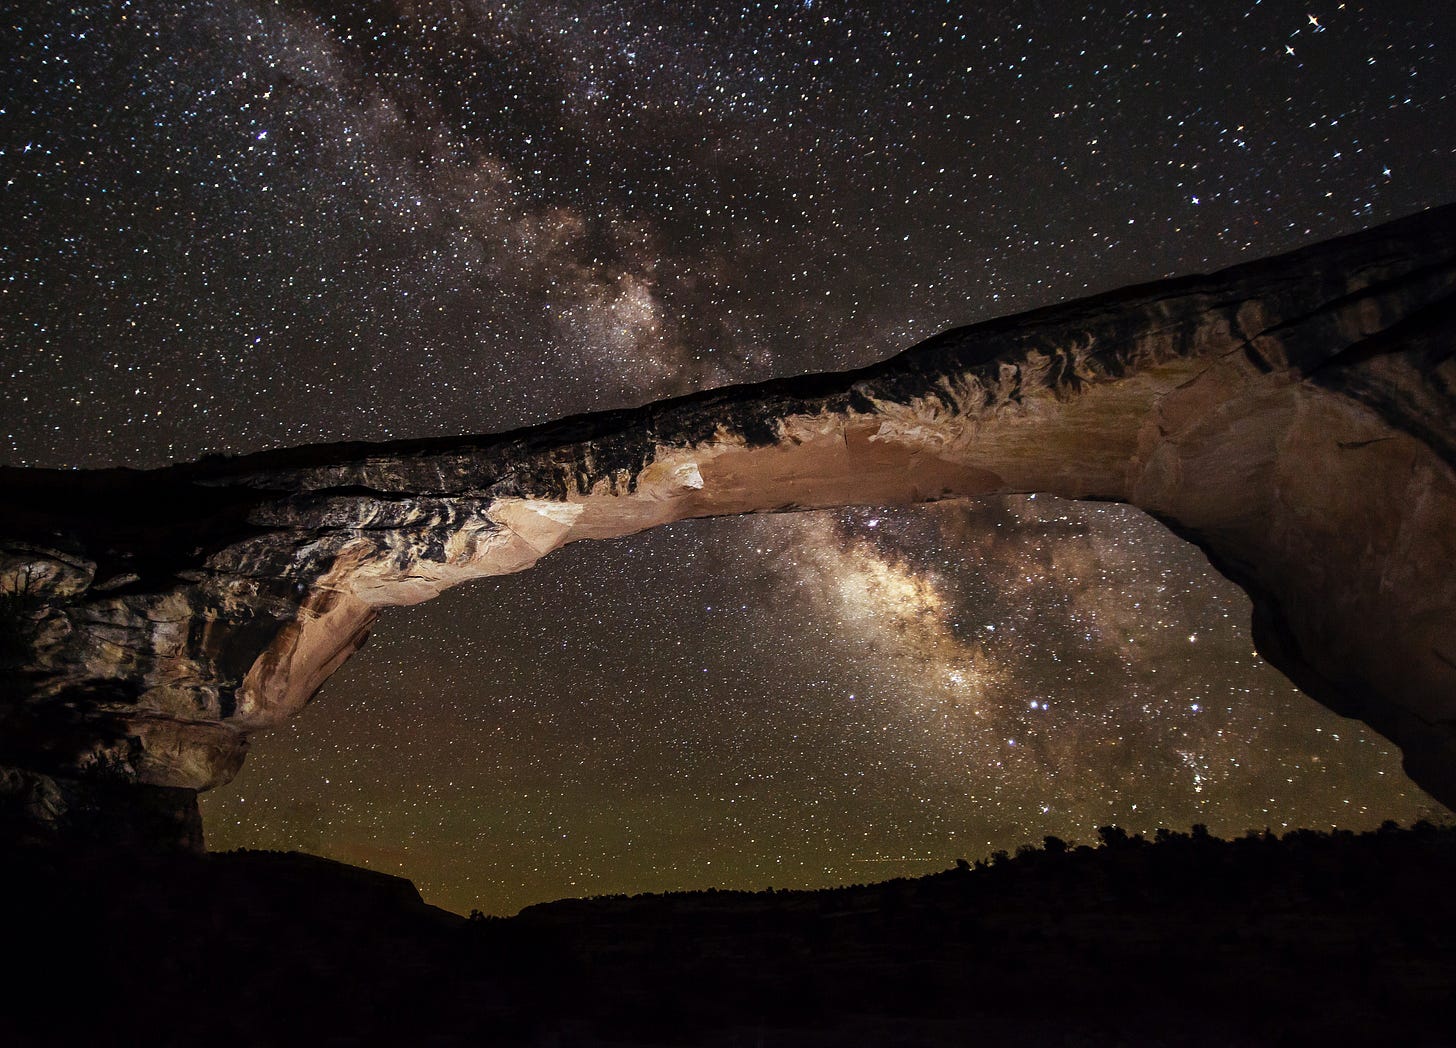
left=3, top=1, right=1453, bottom=914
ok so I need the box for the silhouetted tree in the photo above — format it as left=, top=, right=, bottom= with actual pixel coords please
left=1097, top=826, right=1130, bottom=849
left=0, top=565, right=44, bottom=666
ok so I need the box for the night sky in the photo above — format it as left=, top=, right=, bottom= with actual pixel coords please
left=3, top=2, right=1453, bottom=915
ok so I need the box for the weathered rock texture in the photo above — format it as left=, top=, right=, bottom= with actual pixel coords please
left=2, top=206, right=1454, bottom=847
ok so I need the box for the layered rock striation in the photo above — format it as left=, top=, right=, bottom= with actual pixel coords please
left=2, top=205, right=1454, bottom=846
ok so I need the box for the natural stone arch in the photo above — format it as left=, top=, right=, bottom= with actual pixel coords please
left=2, top=205, right=1454, bottom=846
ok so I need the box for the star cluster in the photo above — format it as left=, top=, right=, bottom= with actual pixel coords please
left=2, top=1, right=1453, bottom=914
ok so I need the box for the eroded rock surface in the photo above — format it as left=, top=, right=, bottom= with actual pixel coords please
left=2, top=205, right=1454, bottom=846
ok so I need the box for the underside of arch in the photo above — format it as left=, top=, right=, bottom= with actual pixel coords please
left=2, top=204, right=1454, bottom=848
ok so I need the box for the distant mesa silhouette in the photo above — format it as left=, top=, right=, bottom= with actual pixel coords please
left=4, top=822, right=1454, bottom=1045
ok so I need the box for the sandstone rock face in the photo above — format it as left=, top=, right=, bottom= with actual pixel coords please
left=2, top=206, right=1454, bottom=846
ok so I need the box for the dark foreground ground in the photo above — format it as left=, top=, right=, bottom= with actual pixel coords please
left=3, top=824, right=1455, bottom=1047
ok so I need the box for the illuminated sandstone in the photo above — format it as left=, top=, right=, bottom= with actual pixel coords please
left=1, top=204, right=1453, bottom=846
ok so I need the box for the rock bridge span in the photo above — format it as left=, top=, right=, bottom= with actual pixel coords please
left=3, top=205, right=1455, bottom=846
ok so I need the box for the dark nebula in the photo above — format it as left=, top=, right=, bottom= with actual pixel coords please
left=3, top=1, right=1453, bottom=913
